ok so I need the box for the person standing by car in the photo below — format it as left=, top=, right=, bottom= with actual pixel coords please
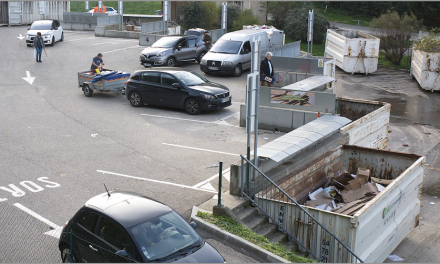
left=33, top=32, right=45, bottom=63
left=203, top=30, right=212, bottom=50
left=260, top=51, right=274, bottom=87
left=90, top=53, right=105, bottom=74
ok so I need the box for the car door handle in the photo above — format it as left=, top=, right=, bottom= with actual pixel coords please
left=89, top=245, right=98, bottom=252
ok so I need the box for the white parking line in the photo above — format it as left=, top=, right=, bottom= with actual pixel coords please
left=140, top=113, right=238, bottom=127
left=102, top=45, right=144, bottom=54
left=97, top=170, right=217, bottom=193
left=63, top=36, right=96, bottom=42
left=192, top=168, right=231, bottom=188
left=162, top=143, right=239, bottom=156
left=214, top=112, right=239, bottom=123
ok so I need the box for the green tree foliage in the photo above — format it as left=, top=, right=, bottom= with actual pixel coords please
left=227, top=4, right=241, bottom=31
left=232, top=9, right=262, bottom=31
left=413, top=36, right=440, bottom=53
left=283, top=7, right=329, bottom=44
left=179, top=2, right=206, bottom=30
left=370, top=11, right=422, bottom=65
left=326, top=1, right=410, bottom=19
left=408, top=2, right=440, bottom=29
left=200, top=2, right=221, bottom=30
left=264, top=1, right=300, bottom=29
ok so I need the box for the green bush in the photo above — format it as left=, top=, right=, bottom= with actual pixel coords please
left=413, top=36, right=440, bottom=53
left=283, top=7, right=329, bottom=44
left=232, top=9, right=262, bottom=31
left=201, top=2, right=221, bottom=30
left=227, top=4, right=241, bottom=31
left=178, top=2, right=206, bottom=30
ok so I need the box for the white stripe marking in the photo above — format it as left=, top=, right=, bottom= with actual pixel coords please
left=63, top=36, right=96, bottom=42
left=14, top=203, right=60, bottom=229
left=102, top=45, right=144, bottom=54
left=140, top=113, right=237, bottom=127
left=213, top=112, right=239, bottom=123
left=162, top=143, right=239, bottom=156
left=96, top=170, right=217, bottom=193
left=192, top=168, right=231, bottom=188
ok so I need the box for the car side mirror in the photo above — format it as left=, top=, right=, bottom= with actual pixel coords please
left=172, top=83, right=181, bottom=89
left=54, top=27, right=58, bottom=30
left=177, top=45, right=182, bottom=50
left=115, top=250, right=128, bottom=257
left=190, top=221, right=197, bottom=229
left=28, top=28, right=30, bottom=30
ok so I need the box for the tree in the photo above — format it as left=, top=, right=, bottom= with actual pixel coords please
left=283, top=7, right=330, bottom=44
left=232, top=9, right=262, bottom=31
left=370, top=11, right=422, bottom=65
left=179, top=2, right=206, bottom=30
left=264, top=1, right=299, bottom=29
left=408, top=2, right=440, bottom=29
left=227, top=4, right=241, bottom=31
left=200, top=2, right=221, bottom=30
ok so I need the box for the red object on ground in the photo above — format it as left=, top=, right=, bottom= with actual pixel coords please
left=317, top=112, right=321, bottom=118
left=403, top=144, right=409, bottom=147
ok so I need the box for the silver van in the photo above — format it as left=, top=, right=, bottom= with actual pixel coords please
left=200, top=29, right=270, bottom=77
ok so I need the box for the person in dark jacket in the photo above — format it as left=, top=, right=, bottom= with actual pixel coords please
left=34, top=32, right=45, bottom=63
left=203, top=30, right=212, bottom=50
left=90, top=53, right=105, bottom=73
left=260, top=52, right=274, bottom=87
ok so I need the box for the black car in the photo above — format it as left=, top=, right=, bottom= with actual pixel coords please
left=140, top=35, right=208, bottom=67
left=58, top=191, right=225, bottom=263
left=124, top=68, right=231, bottom=115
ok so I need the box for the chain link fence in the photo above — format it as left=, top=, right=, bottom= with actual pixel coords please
left=0, top=203, right=60, bottom=263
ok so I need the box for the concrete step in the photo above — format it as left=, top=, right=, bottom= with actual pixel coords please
left=230, top=198, right=250, bottom=215
left=244, top=214, right=268, bottom=231
left=267, top=230, right=288, bottom=244
left=235, top=206, right=258, bottom=223
left=254, top=222, right=279, bottom=237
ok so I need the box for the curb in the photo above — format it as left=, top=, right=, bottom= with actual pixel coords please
left=191, top=206, right=291, bottom=263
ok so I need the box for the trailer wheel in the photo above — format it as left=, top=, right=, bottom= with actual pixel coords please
left=83, top=84, right=93, bottom=97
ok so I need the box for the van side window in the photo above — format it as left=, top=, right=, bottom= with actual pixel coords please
left=242, top=41, right=251, bottom=54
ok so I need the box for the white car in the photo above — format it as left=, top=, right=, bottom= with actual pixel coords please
left=87, top=6, right=118, bottom=15
left=26, top=20, right=63, bottom=47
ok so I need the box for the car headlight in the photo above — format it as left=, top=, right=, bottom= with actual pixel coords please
left=157, top=52, right=166, bottom=57
left=44, top=35, right=50, bottom=39
left=26, top=34, right=31, bottom=38
left=222, top=61, right=233, bottom=66
left=202, top=94, right=216, bottom=100
left=200, top=59, right=207, bottom=65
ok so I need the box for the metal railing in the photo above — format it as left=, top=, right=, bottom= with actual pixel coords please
left=240, top=155, right=363, bottom=263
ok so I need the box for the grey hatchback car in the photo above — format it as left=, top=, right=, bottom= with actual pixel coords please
left=58, top=191, right=225, bottom=263
left=140, top=35, right=208, bottom=67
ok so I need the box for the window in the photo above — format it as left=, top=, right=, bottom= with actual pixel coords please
left=242, top=41, right=251, bottom=53
left=178, top=40, right=188, bottom=48
left=78, top=213, right=99, bottom=233
left=99, top=217, right=133, bottom=252
left=140, top=72, right=159, bottom=83
left=161, top=74, right=177, bottom=86
left=188, top=38, right=196, bottom=48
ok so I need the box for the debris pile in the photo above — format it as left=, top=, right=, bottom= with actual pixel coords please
left=304, top=161, right=390, bottom=216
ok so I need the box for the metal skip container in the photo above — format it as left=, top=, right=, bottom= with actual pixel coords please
left=255, top=145, right=424, bottom=263
left=410, top=49, right=440, bottom=91
left=325, top=29, right=380, bottom=75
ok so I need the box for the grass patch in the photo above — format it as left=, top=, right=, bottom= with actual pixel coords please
left=312, top=3, right=372, bottom=27
left=377, top=52, right=412, bottom=71
left=300, top=42, right=326, bottom=57
left=69, top=1, right=162, bottom=15
left=196, top=211, right=315, bottom=263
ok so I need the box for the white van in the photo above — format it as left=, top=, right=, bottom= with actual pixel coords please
left=200, top=29, right=270, bottom=77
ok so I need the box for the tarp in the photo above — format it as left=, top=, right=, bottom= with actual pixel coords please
left=92, top=71, right=130, bottom=83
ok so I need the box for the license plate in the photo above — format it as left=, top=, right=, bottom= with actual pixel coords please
left=221, top=96, right=230, bottom=103
left=208, top=66, right=219, bottom=70
left=144, top=63, right=151, bottom=67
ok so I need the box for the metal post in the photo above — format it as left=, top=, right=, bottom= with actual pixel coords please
left=252, top=40, right=260, bottom=181
left=217, top=162, right=223, bottom=207
left=163, top=1, right=168, bottom=36
left=85, top=1, right=89, bottom=11
left=358, top=20, right=360, bottom=31
left=221, top=3, right=227, bottom=35
left=118, top=1, right=123, bottom=31
left=98, top=1, right=102, bottom=9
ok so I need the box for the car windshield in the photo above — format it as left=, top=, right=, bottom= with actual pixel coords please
left=151, top=37, right=180, bottom=48
left=129, top=211, right=202, bottom=262
left=210, top=40, right=242, bottom=54
left=30, top=21, right=51, bottom=30
left=173, top=71, right=208, bottom=86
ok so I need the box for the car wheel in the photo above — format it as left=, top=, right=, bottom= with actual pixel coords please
left=166, top=57, right=176, bottom=67
left=83, top=84, right=93, bottom=97
left=232, top=64, right=242, bottom=77
left=197, top=51, right=206, bottom=64
left=61, top=246, right=73, bottom=263
left=51, top=36, right=55, bottom=46
left=184, top=98, right=201, bottom=115
left=129, top=91, right=143, bottom=107
left=60, top=32, right=64, bottom=42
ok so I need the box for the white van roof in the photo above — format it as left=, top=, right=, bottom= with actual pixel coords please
left=220, top=29, right=268, bottom=41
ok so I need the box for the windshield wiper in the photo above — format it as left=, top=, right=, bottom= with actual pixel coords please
left=149, top=243, right=202, bottom=262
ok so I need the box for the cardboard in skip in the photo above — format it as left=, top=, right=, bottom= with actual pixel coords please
left=306, top=188, right=335, bottom=211
left=341, top=167, right=378, bottom=203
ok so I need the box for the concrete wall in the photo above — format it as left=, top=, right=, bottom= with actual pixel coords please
left=95, top=24, right=140, bottom=39
left=61, top=22, right=95, bottom=31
